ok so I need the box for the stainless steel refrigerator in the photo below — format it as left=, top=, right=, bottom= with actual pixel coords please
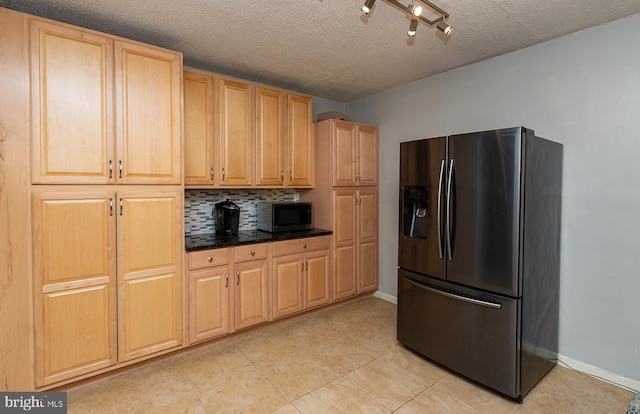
left=397, top=127, right=562, bottom=401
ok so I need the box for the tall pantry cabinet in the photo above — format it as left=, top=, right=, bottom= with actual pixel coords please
left=28, top=16, right=184, bottom=388
left=301, top=119, right=379, bottom=301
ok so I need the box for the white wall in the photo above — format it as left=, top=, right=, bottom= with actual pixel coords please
left=346, top=14, right=640, bottom=385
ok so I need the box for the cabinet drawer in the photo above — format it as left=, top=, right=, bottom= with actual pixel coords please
left=234, top=243, right=268, bottom=262
left=272, top=236, right=331, bottom=257
left=188, top=248, right=229, bottom=270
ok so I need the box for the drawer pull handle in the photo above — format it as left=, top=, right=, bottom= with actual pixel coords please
left=250, top=250, right=255, bottom=256
left=207, top=257, right=213, bottom=263
left=303, top=243, right=307, bottom=249
left=236, top=271, right=240, bottom=285
left=225, top=273, right=228, bottom=288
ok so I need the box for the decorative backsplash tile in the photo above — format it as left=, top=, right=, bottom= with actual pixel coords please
left=185, top=189, right=300, bottom=235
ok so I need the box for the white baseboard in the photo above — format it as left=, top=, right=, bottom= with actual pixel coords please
left=372, top=291, right=639, bottom=393
left=558, top=354, right=640, bottom=393
left=373, top=290, right=397, bottom=304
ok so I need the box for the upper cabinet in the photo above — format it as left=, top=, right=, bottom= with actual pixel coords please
left=30, top=19, right=183, bottom=185
left=218, top=78, right=253, bottom=187
left=332, top=120, right=378, bottom=187
left=30, top=20, right=114, bottom=184
left=184, top=69, right=313, bottom=188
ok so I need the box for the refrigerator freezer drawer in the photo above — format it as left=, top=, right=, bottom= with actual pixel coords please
left=397, top=270, right=521, bottom=399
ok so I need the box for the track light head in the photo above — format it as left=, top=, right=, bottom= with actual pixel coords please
left=407, top=18, right=418, bottom=37
left=361, top=0, right=376, bottom=15
left=436, top=20, right=453, bottom=36
left=412, top=4, right=423, bottom=16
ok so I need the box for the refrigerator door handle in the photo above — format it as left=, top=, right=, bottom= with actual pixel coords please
left=405, top=278, right=502, bottom=309
left=437, top=160, right=445, bottom=258
left=446, top=159, right=455, bottom=260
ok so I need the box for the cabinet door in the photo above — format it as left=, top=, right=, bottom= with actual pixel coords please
left=189, top=267, right=230, bottom=343
left=219, top=78, right=252, bottom=186
left=32, top=191, right=116, bottom=387
left=272, top=255, right=304, bottom=319
left=115, top=41, right=182, bottom=184
left=234, top=260, right=269, bottom=330
left=117, top=189, right=182, bottom=361
left=255, top=86, right=285, bottom=186
left=333, top=121, right=357, bottom=186
left=30, top=20, right=114, bottom=184
left=184, top=70, right=215, bottom=186
left=358, top=190, right=378, bottom=292
left=333, top=190, right=358, bottom=300
left=287, top=93, right=314, bottom=187
left=357, top=125, right=379, bottom=186
left=305, top=249, right=331, bottom=309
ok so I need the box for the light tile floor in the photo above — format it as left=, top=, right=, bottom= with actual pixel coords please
left=67, top=297, right=634, bottom=413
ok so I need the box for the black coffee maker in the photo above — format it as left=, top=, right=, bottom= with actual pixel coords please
left=214, top=200, right=240, bottom=236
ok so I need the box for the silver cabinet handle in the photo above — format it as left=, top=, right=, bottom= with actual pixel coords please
left=250, top=250, right=255, bottom=256
left=301, top=259, right=304, bottom=272
left=207, top=256, right=213, bottom=263
left=405, top=278, right=502, bottom=309
left=281, top=170, right=284, bottom=180
left=108, top=160, right=113, bottom=179
left=210, top=167, right=214, bottom=182
left=303, top=243, right=307, bottom=249
left=446, top=159, right=454, bottom=260
left=119, top=160, right=123, bottom=179
left=119, top=198, right=123, bottom=216
left=437, top=160, right=445, bottom=259
left=222, top=167, right=226, bottom=181
left=236, top=270, right=240, bottom=285
left=109, top=198, right=113, bottom=216
left=225, top=272, right=229, bottom=288
left=289, top=171, right=293, bottom=182
left=305, top=258, right=308, bottom=271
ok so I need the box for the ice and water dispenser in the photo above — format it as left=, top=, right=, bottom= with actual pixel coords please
left=402, top=186, right=429, bottom=239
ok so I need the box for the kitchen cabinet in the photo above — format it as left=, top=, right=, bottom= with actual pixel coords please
left=255, top=86, right=285, bottom=186
left=117, top=188, right=183, bottom=362
left=357, top=189, right=379, bottom=293
left=271, top=236, right=331, bottom=319
left=187, top=248, right=230, bottom=343
left=184, top=70, right=215, bottom=186
left=115, top=41, right=182, bottom=184
left=233, top=244, right=269, bottom=330
left=331, top=120, right=378, bottom=187
left=30, top=20, right=183, bottom=185
left=286, top=93, right=314, bottom=187
left=32, top=190, right=117, bottom=387
left=218, top=78, right=253, bottom=186
left=30, top=20, right=114, bottom=184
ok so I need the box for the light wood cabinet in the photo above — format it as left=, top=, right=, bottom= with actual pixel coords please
left=357, top=189, right=379, bottom=293
left=286, top=94, right=314, bottom=187
left=255, top=86, right=285, bottom=186
left=30, top=20, right=114, bottom=184
left=30, top=20, right=183, bottom=185
left=117, top=189, right=183, bottom=361
left=218, top=78, right=253, bottom=186
left=184, top=70, right=215, bottom=186
left=187, top=248, right=230, bottom=343
left=32, top=190, right=117, bottom=387
left=271, top=236, right=331, bottom=319
left=115, top=41, right=182, bottom=184
left=233, top=244, right=269, bottom=330
left=331, top=120, right=378, bottom=187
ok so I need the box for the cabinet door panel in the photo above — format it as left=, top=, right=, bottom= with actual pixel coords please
left=184, top=70, right=215, bottom=185
left=333, top=121, right=357, bottom=186
left=189, top=268, right=229, bottom=343
left=334, top=245, right=357, bottom=300
left=287, top=94, right=314, bottom=187
left=357, top=125, right=379, bottom=186
left=359, top=240, right=378, bottom=293
left=358, top=190, right=377, bottom=241
left=219, top=79, right=252, bottom=186
left=115, top=41, right=182, bottom=184
left=305, top=250, right=331, bottom=309
left=234, top=260, right=269, bottom=330
left=334, top=191, right=357, bottom=245
left=272, top=256, right=304, bottom=319
left=30, top=21, right=113, bottom=184
left=256, top=86, right=284, bottom=186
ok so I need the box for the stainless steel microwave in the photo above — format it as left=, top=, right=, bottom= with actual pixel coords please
left=256, top=202, right=312, bottom=232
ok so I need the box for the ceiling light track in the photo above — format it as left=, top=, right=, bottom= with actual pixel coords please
left=361, top=0, right=453, bottom=38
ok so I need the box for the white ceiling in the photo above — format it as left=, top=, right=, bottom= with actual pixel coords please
left=3, top=0, right=640, bottom=102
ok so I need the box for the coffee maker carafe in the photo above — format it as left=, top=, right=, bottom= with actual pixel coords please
left=214, top=200, right=240, bottom=236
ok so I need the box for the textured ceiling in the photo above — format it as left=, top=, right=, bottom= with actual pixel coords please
left=3, top=0, right=640, bottom=102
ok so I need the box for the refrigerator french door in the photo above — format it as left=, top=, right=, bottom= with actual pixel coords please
left=397, top=127, right=562, bottom=401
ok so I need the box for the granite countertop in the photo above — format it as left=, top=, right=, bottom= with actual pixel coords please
left=185, top=228, right=333, bottom=252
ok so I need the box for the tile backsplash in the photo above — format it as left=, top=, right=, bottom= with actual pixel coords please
left=185, top=189, right=300, bottom=235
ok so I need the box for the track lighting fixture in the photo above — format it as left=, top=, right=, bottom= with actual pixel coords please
left=360, top=0, right=452, bottom=39
left=361, top=0, right=376, bottom=15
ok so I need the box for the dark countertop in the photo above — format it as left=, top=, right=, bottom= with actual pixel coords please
left=185, top=228, right=333, bottom=252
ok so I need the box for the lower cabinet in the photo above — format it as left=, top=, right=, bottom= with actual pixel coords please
left=233, top=244, right=270, bottom=330
left=32, top=187, right=183, bottom=387
left=271, top=236, right=331, bottom=319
